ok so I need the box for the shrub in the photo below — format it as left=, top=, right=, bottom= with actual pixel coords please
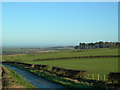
left=51, top=66, right=86, bottom=79
left=108, top=72, right=120, bottom=84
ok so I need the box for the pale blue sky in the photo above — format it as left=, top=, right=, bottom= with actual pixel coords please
left=2, top=2, right=118, bottom=48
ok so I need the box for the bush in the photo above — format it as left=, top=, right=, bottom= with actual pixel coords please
left=51, top=66, right=86, bottom=78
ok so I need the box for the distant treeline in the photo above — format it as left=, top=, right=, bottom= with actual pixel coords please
left=75, top=41, right=120, bottom=49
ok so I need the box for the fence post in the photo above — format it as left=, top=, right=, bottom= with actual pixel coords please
left=103, top=74, right=105, bottom=81
left=92, top=73, right=94, bottom=80
left=98, top=74, right=99, bottom=80
left=88, top=73, right=89, bottom=78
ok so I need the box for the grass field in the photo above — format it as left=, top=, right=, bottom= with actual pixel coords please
left=2, top=48, right=118, bottom=61
left=24, top=57, right=118, bottom=80
left=2, top=48, right=119, bottom=80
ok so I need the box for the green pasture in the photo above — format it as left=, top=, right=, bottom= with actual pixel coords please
left=2, top=48, right=118, bottom=80
left=2, top=48, right=118, bottom=61
left=24, top=57, right=118, bottom=80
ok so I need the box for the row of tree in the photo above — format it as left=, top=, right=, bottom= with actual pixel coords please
left=74, top=41, right=120, bottom=49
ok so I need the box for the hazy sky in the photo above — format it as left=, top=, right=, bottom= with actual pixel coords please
left=2, top=2, right=118, bottom=48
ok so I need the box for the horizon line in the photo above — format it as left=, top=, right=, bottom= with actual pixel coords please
left=2, top=41, right=119, bottom=48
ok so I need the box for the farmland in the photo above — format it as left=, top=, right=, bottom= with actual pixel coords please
left=2, top=48, right=119, bottom=80
left=24, top=57, right=118, bottom=80
left=2, top=48, right=118, bottom=61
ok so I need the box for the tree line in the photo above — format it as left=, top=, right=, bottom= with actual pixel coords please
left=74, top=41, right=120, bottom=49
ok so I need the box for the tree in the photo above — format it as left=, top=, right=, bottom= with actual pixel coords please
left=99, top=41, right=104, bottom=48
left=74, top=46, right=79, bottom=49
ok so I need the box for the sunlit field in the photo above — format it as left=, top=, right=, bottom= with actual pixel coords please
left=24, top=57, right=118, bottom=79
left=2, top=48, right=118, bottom=80
left=2, top=48, right=118, bottom=61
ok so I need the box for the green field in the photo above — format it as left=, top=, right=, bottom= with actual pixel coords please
left=2, top=48, right=119, bottom=80
left=2, top=48, right=118, bottom=61
left=24, top=57, right=118, bottom=80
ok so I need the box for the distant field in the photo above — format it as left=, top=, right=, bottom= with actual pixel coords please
left=2, top=48, right=118, bottom=61
left=2, top=46, right=74, bottom=55
left=24, top=57, right=118, bottom=80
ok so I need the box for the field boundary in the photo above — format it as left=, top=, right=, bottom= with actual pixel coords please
left=33, top=55, right=120, bottom=61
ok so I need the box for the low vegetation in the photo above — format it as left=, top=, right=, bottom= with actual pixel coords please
left=4, top=63, right=92, bottom=88
left=2, top=65, right=36, bottom=88
left=4, top=62, right=120, bottom=89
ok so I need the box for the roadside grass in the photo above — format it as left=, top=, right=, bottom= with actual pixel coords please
left=2, top=48, right=118, bottom=61
left=2, top=65, right=36, bottom=88
left=24, top=57, right=118, bottom=80
left=4, top=64, right=93, bottom=88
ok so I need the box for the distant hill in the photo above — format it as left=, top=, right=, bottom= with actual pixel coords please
left=2, top=46, right=74, bottom=55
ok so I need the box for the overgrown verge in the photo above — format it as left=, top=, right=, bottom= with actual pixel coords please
left=4, top=63, right=119, bottom=89
left=2, top=65, right=36, bottom=88
left=3, top=62, right=120, bottom=89
left=4, top=64, right=93, bottom=88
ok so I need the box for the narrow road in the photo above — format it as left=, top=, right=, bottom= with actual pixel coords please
left=4, top=65, right=64, bottom=88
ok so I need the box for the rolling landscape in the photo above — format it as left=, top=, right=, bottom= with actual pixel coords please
left=2, top=43, right=120, bottom=88
left=1, top=1, right=119, bottom=89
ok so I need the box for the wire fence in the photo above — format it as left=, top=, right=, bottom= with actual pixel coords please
left=85, top=72, right=107, bottom=81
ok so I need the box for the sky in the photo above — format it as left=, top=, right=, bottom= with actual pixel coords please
left=2, top=2, right=118, bottom=48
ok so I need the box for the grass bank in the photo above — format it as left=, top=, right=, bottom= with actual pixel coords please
left=4, top=64, right=93, bottom=88
left=2, top=65, right=36, bottom=88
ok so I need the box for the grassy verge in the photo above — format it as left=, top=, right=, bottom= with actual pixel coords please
left=4, top=64, right=93, bottom=88
left=2, top=65, right=36, bottom=88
